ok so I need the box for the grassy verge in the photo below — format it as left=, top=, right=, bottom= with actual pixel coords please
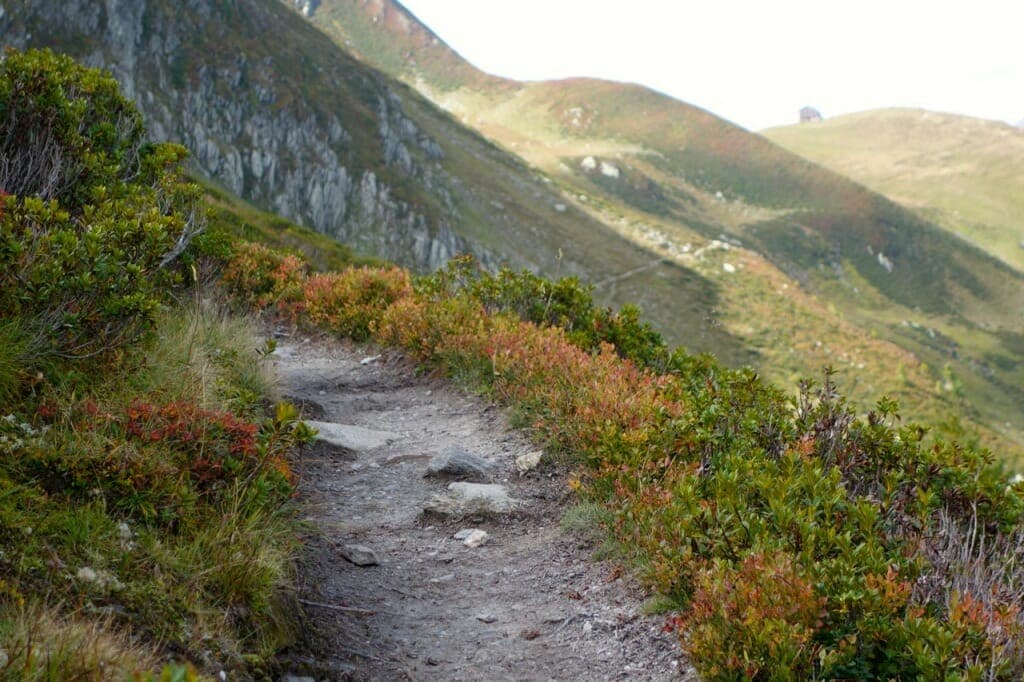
left=0, top=49, right=316, bottom=678
left=228, top=248, right=1024, bottom=679
left=0, top=304, right=308, bottom=679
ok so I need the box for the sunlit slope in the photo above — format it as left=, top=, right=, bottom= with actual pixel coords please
left=300, top=0, right=1024, bottom=459
left=765, top=109, right=1024, bottom=272
left=307, top=1, right=1022, bottom=332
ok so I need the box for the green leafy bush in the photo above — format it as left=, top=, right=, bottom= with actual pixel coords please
left=0, top=49, right=203, bottom=365
left=0, top=50, right=306, bottom=676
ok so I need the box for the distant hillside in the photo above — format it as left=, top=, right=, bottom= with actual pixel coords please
left=301, top=0, right=1024, bottom=459
left=2, top=0, right=751, bottom=364
left=305, top=1, right=1021, bottom=329
left=8, top=0, right=1024, bottom=458
left=765, top=109, right=1024, bottom=273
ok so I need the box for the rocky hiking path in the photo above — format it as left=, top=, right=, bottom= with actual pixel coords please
left=272, top=337, right=692, bottom=681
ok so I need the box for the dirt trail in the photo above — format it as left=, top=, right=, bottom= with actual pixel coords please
left=273, top=336, right=691, bottom=681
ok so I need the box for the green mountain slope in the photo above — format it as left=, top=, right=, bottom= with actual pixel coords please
left=1, top=0, right=750, bottom=364
left=294, top=0, right=1024, bottom=457
left=8, top=0, right=1024, bottom=458
left=306, top=1, right=1022, bottom=326
left=764, top=108, right=1024, bottom=272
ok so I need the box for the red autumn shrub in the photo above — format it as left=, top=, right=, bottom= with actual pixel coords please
left=302, top=266, right=411, bottom=341
left=221, top=242, right=308, bottom=319
left=682, top=552, right=827, bottom=678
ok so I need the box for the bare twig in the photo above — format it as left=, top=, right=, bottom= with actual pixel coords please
left=298, top=598, right=378, bottom=616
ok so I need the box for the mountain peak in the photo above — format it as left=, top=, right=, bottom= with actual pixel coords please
left=304, top=0, right=501, bottom=91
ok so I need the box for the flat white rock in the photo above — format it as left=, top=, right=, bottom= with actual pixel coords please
left=424, top=482, right=518, bottom=516
left=307, top=421, right=397, bottom=452
left=462, top=529, right=489, bottom=547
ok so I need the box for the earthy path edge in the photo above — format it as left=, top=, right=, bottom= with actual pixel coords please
left=272, top=335, right=694, bottom=681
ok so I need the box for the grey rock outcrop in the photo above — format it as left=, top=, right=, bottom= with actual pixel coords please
left=799, top=106, right=823, bottom=123
left=2, top=0, right=494, bottom=272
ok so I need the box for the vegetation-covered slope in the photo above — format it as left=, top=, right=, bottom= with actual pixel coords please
left=8, top=46, right=1024, bottom=680
left=765, top=108, right=1024, bottom=272
left=307, top=0, right=1020, bottom=323
left=0, top=48, right=314, bottom=678
left=297, top=0, right=1024, bottom=459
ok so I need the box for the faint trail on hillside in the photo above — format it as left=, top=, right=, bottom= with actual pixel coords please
left=273, top=336, right=692, bottom=681
left=592, top=258, right=667, bottom=290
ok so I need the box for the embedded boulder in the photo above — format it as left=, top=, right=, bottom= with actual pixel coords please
left=425, top=447, right=494, bottom=481
left=424, top=482, right=519, bottom=516
left=307, top=420, right=397, bottom=452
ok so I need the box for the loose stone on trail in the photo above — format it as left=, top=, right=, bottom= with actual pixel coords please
left=425, top=446, right=495, bottom=481
left=339, top=544, right=380, bottom=566
left=424, top=482, right=519, bottom=516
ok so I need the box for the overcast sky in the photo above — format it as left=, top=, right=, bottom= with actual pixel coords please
left=398, top=0, right=1023, bottom=131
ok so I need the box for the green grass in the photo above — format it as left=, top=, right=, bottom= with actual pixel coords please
left=0, top=303, right=301, bottom=677
left=764, top=108, right=1024, bottom=272
left=0, top=600, right=161, bottom=681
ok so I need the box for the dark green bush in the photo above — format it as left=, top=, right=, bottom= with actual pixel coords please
left=0, top=49, right=203, bottom=364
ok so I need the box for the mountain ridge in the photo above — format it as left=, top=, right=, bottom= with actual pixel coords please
left=294, top=0, right=1024, bottom=457
left=304, top=0, right=1022, bottom=327
left=765, top=108, right=1024, bottom=273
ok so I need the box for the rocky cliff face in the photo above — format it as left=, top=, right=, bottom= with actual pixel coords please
left=0, top=0, right=488, bottom=270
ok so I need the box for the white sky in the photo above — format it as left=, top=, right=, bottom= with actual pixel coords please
left=398, top=0, right=1024, bottom=130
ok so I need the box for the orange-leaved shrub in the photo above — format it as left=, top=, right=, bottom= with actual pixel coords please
left=221, top=242, right=308, bottom=319
left=303, top=266, right=411, bottom=341
left=682, top=552, right=826, bottom=678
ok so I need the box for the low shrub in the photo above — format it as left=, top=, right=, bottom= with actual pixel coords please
left=0, top=307, right=311, bottom=670
left=303, top=266, right=411, bottom=340
left=0, top=49, right=204, bottom=367
left=225, top=241, right=1024, bottom=677
left=221, top=241, right=308, bottom=319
